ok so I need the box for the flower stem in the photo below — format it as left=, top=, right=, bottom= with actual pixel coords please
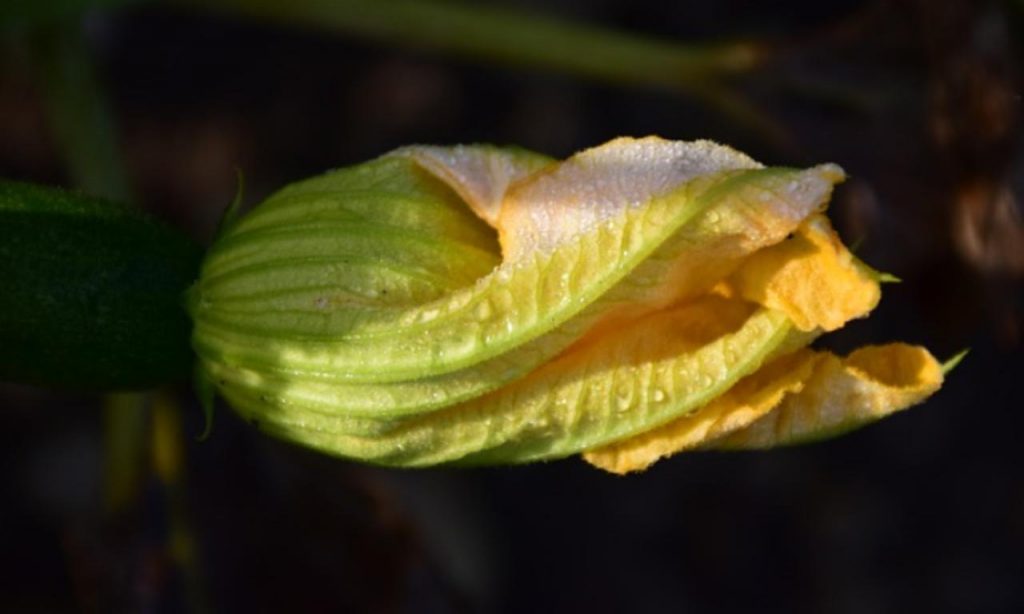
left=32, top=19, right=131, bottom=202
left=172, top=0, right=786, bottom=144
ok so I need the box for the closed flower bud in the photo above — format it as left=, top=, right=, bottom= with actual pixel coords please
left=189, top=137, right=951, bottom=473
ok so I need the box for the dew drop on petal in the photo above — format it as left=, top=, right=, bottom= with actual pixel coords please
left=475, top=300, right=492, bottom=320
left=616, top=396, right=631, bottom=412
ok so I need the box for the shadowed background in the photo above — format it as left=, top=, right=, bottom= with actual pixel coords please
left=1, top=1, right=1022, bottom=612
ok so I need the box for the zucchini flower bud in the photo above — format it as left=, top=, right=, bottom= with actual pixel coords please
left=189, top=137, right=951, bottom=472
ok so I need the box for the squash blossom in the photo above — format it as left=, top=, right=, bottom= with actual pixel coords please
left=189, top=137, right=955, bottom=473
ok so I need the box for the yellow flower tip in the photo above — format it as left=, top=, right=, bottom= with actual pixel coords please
left=844, top=343, right=944, bottom=392
left=708, top=343, right=943, bottom=451
left=729, top=214, right=881, bottom=332
left=584, top=342, right=945, bottom=474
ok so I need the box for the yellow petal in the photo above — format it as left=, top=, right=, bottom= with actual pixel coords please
left=578, top=163, right=846, bottom=332
left=728, top=214, right=880, bottom=331
left=583, top=211, right=888, bottom=474
left=584, top=343, right=943, bottom=473
left=707, top=343, right=943, bottom=449
left=582, top=349, right=819, bottom=474
left=496, top=136, right=760, bottom=259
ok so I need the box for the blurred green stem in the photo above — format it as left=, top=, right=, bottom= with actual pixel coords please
left=173, top=0, right=786, bottom=143
left=101, top=393, right=149, bottom=514
left=33, top=21, right=131, bottom=202
left=152, top=393, right=211, bottom=614
left=182, top=0, right=759, bottom=83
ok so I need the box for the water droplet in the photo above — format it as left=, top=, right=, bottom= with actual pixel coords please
left=474, top=300, right=492, bottom=320
left=652, top=389, right=666, bottom=402
left=614, top=384, right=634, bottom=412
left=441, top=331, right=478, bottom=357
left=705, top=210, right=721, bottom=224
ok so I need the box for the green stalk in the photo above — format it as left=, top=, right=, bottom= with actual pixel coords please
left=101, top=392, right=150, bottom=515
left=33, top=21, right=131, bottom=202
left=171, top=0, right=784, bottom=143
left=182, top=0, right=759, bottom=85
left=152, top=393, right=212, bottom=614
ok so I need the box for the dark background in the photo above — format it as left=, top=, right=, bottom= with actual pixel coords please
left=2, top=1, right=1023, bottom=612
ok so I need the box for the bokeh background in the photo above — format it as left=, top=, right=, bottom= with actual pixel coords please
left=2, top=1, right=1023, bottom=612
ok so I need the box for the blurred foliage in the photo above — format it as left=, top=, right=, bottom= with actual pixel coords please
left=30, top=21, right=131, bottom=200
left=0, top=0, right=1022, bottom=612
left=170, top=0, right=786, bottom=144
left=0, top=0, right=146, bottom=29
